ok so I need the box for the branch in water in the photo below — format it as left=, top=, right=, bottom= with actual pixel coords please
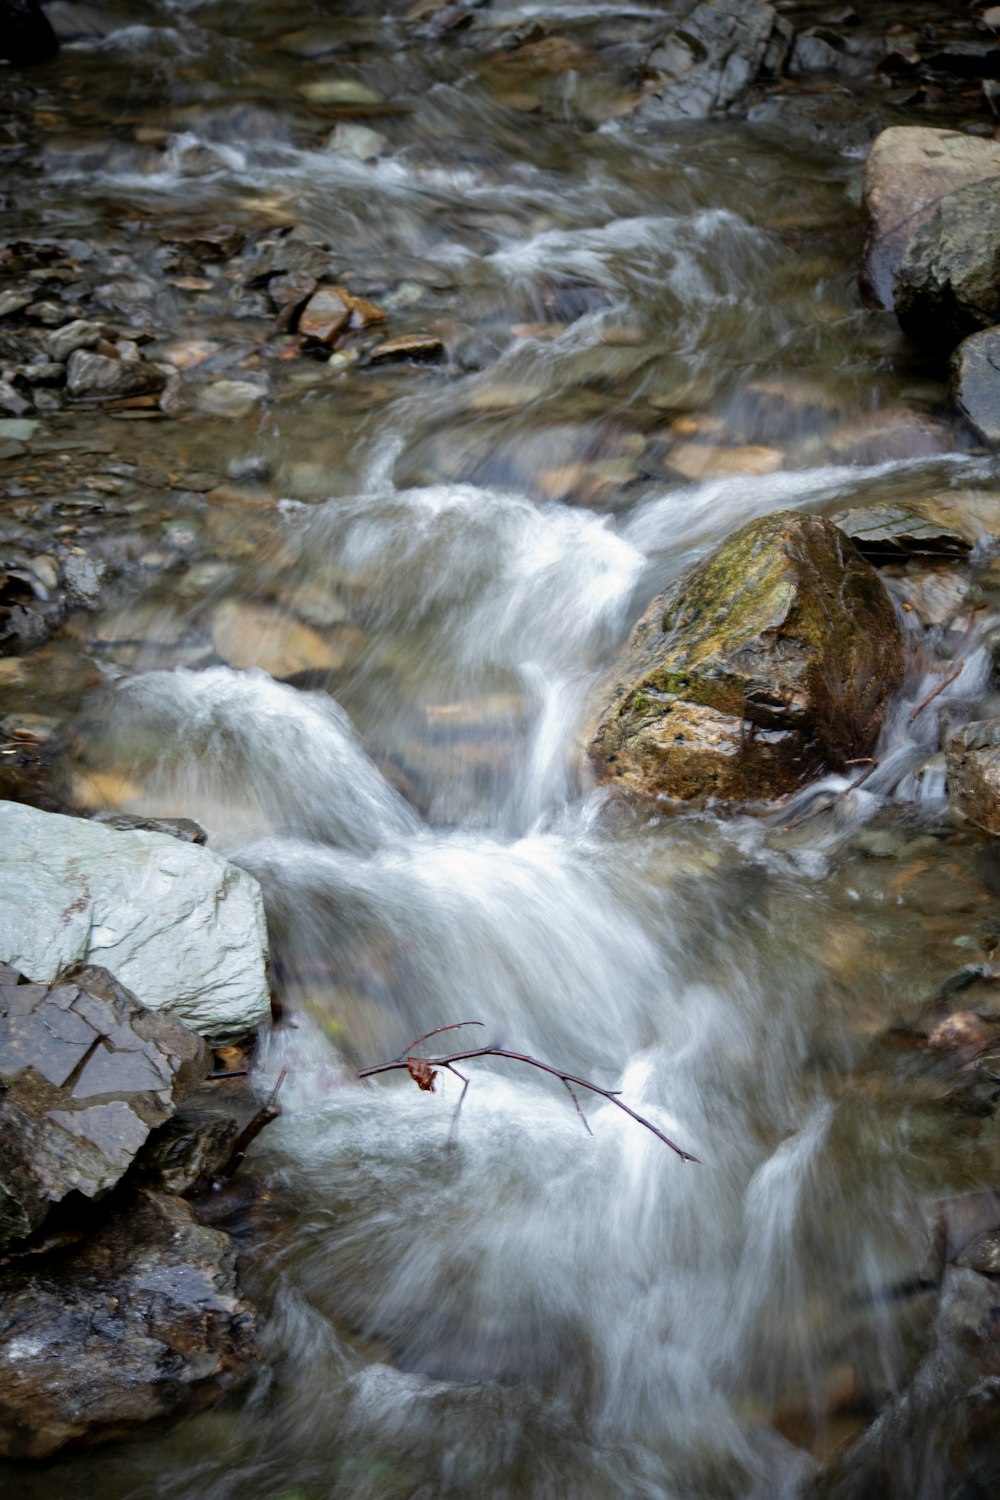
left=358, top=1031, right=699, bottom=1163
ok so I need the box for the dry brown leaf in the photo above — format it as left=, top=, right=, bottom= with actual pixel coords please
left=406, top=1056, right=437, bottom=1091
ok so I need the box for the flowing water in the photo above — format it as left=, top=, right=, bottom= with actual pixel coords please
left=7, top=2, right=1000, bottom=1496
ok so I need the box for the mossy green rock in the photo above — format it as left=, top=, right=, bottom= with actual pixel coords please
left=587, top=511, right=905, bottom=804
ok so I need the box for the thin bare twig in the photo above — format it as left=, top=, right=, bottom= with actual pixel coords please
left=218, top=1068, right=287, bottom=1180
left=563, top=1079, right=593, bottom=1136
left=359, top=1042, right=698, bottom=1162
left=908, top=661, right=964, bottom=725
left=394, top=1020, right=484, bottom=1062
left=783, top=760, right=880, bottom=832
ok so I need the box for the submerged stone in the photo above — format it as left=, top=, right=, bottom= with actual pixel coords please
left=587, top=510, right=905, bottom=804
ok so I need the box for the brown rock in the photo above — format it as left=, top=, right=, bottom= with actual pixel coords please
left=297, top=287, right=350, bottom=344
left=587, top=511, right=905, bottom=805
left=211, top=598, right=347, bottom=678
left=368, top=333, right=445, bottom=364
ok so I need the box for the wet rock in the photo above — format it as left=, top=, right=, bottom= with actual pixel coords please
left=952, top=327, right=1000, bottom=446
left=0, top=802, right=271, bottom=1039
left=860, top=127, right=1000, bottom=312
left=298, top=287, right=350, bottom=345
left=0, top=961, right=208, bottom=1248
left=815, top=1267, right=1000, bottom=1500
left=46, top=319, right=103, bottom=362
left=299, top=79, right=384, bottom=107
left=0, top=380, right=31, bottom=417
left=245, top=235, right=332, bottom=286
left=136, top=1111, right=240, bottom=1195
left=268, top=270, right=317, bottom=331
left=956, top=1230, right=1000, bottom=1274
left=368, top=333, right=445, bottom=364
left=947, top=719, right=1000, bottom=835
left=211, top=598, right=347, bottom=679
left=587, top=511, right=905, bottom=804
left=89, top=812, right=208, bottom=845
left=66, top=348, right=167, bottom=403
left=635, top=0, right=785, bottom=123
left=823, top=408, right=951, bottom=465
left=162, top=224, right=245, bottom=261
left=665, top=441, right=783, bottom=481
left=894, top=568, right=971, bottom=629
left=0, top=1188, right=258, bottom=1458
left=894, top=180, right=1000, bottom=345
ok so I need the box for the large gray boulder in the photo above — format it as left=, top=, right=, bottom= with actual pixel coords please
left=860, top=127, right=1000, bottom=312
left=0, top=802, right=270, bottom=1039
left=586, top=511, right=905, bottom=805
left=0, top=962, right=209, bottom=1249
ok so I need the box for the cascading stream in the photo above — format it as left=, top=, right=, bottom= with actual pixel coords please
left=5, top=3, right=1000, bottom=1497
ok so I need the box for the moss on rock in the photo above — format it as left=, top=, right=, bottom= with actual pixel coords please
left=587, top=510, right=905, bottom=804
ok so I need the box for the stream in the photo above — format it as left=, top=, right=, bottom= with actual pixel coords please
left=5, top=1, right=1000, bottom=1496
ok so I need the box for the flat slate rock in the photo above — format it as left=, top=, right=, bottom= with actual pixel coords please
left=0, top=962, right=208, bottom=1248
left=0, top=1188, right=258, bottom=1458
left=832, top=502, right=971, bottom=561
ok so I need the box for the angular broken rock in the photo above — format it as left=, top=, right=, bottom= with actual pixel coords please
left=66, top=347, right=167, bottom=401
left=0, top=962, right=208, bottom=1249
left=298, top=286, right=350, bottom=344
left=634, top=0, right=787, bottom=123
left=587, top=510, right=905, bottom=804
left=0, top=801, right=271, bottom=1039
left=0, top=1188, right=258, bottom=1458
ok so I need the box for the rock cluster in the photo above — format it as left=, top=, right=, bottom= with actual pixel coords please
left=0, top=808, right=273, bottom=1454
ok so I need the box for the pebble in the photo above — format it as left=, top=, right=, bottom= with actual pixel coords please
left=299, top=80, right=385, bottom=106
left=326, top=123, right=386, bottom=160
left=196, top=380, right=266, bottom=417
